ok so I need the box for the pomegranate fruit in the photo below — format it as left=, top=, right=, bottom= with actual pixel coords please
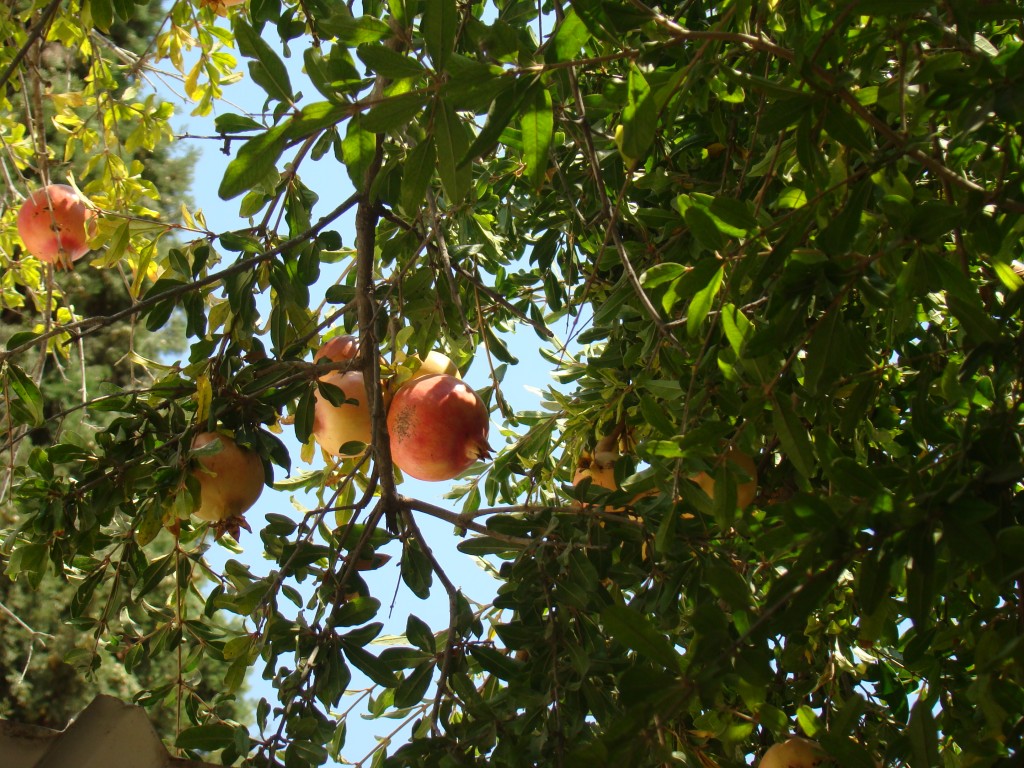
left=314, top=334, right=358, bottom=365
left=17, top=184, right=96, bottom=267
left=403, top=350, right=460, bottom=380
left=201, top=0, right=245, bottom=14
left=573, top=451, right=617, bottom=492
left=758, top=737, right=827, bottom=768
left=691, top=448, right=758, bottom=510
left=313, top=370, right=373, bottom=456
left=190, top=431, right=265, bottom=522
left=387, top=350, right=460, bottom=407
left=387, top=373, right=490, bottom=481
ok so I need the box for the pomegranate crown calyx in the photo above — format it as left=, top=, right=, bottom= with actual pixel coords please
left=467, top=436, right=492, bottom=462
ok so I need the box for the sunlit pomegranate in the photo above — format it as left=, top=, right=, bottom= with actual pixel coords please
left=190, top=431, right=265, bottom=522
left=314, top=334, right=358, bottom=365
left=386, top=350, right=461, bottom=408
left=313, top=370, right=373, bottom=456
left=17, top=184, right=95, bottom=267
left=387, top=374, right=490, bottom=481
left=573, top=451, right=617, bottom=492
left=307, top=335, right=372, bottom=456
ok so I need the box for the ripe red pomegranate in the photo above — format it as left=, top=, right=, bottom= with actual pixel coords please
left=191, top=431, right=265, bottom=522
left=387, top=374, right=490, bottom=481
left=17, top=184, right=95, bottom=267
left=313, top=370, right=373, bottom=456
left=386, top=350, right=460, bottom=409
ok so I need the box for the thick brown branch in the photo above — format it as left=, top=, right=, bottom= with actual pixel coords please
left=354, top=135, right=400, bottom=530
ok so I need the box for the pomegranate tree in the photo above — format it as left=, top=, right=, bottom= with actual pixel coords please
left=190, top=431, right=265, bottom=522
left=387, top=373, right=490, bottom=481
left=16, top=184, right=95, bottom=267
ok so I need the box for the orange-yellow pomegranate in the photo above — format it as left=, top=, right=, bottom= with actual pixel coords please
left=757, top=737, right=827, bottom=768
left=308, top=335, right=373, bottom=456
left=191, top=432, right=265, bottom=522
left=314, top=334, right=358, bottom=365
left=313, top=370, right=373, bottom=456
left=692, top=448, right=758, bottom=509
left=17, top=184, right=95, bottom=267
left=573, top=451, right=617, bottom=492
left=387, top=374, right=490, bottom=481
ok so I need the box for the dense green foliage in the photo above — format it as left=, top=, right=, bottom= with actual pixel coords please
left=0, top=0, right=241, bottom=732
left=3, top=0, right=1024, bottom=766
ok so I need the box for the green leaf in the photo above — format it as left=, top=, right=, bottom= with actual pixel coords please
left=394, top=661, right=435, bottom=708
left=704, top=561, right=752, bottom=611
left=133, top=553, right=175, bottom=602
left=401, top=541, right=433, bottom=599
left=470, top=645, right=524, bottom=681
left=686, top=264, right=724, bottom=338
left=218, top=124, right=287, bottom=200
left=406, top=614, right=437, bottom=654
left=640, top=263, right=687, bottom=290
left=233, top=18, right=294, bottom=104
left=522, top=86, right=554, bottom=189
left=319, top=13, right=391, bottom=45
left=547, top=8, right=591, bottom=62
left=176, top=723, right=235, bottom=752
left=286, top=101, right=348, bottom=140
left=601, top=603, right=681, bottom=670
left=342, top=116, right=378, bottom=191
left=356, top=43, right=426, bottom=79
left=343, top=644, right=400, bottom=687
left=720, top=303, right=753, bottom=357
left=619, top=63, right=657, bottom=163
left=294, top=385, right=316, bottom=445
left=363, top=92, right=426, bottom=133
left=823, top=104, right=872, bottom=153
left=946, top=293, right=1002, bottom=344
left=422, top=0, right=457, bottom=70
left=462, top=79, right=534, bottom=166
left=684, top=206, right=727, bottom=252
left=5, top=363, right=44, bottom=427
left=817, top=178, right=871, bottom=256
left=87, top=0, right=114, bottom=30
left=802, top=310, right=842, bottom=395
left=772, top=397, right=815, bottom=479
left=908, top=699, right=939, bottom=767
left=5, top=543, right=47, bottom=582
left=401, top=137, right=436, bottom=214
left=434, top=100, right=472, bottom=203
